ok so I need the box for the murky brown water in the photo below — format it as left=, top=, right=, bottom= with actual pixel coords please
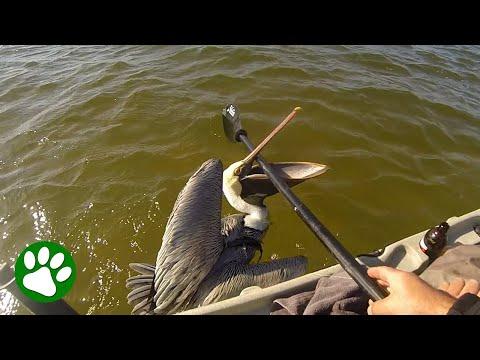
left=1, top=45, right=479, bottom=314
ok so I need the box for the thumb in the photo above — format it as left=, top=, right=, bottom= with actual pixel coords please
left=367, top=297, right=391, bottom=315
left=367, top=299, right=373, bottom=315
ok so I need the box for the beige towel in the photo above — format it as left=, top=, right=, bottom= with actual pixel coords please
left=420, top=244, right=480, bottom=288
left=271, top=244, right=480, bottom=315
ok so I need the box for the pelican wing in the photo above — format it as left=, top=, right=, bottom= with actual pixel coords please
left=194, top=256, right=308, bottom=306
left=152, top=158, right=224, bottom=314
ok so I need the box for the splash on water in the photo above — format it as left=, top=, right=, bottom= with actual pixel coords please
left=29, top=202, right=52, bottom=241
left=0, top=290, right=20, bottom=314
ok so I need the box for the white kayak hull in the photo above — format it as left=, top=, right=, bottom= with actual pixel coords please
left=178, top=208, right=480, bottom=315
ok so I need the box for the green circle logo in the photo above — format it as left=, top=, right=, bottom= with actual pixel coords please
left=15, top=241, right=76, bottom=303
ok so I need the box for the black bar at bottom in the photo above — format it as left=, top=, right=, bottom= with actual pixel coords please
left=239, top=134, right=388, bottom=301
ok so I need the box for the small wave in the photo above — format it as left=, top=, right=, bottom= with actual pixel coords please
left=37, top=81, right=60, bottom=92
left=212, top=51, right=277, bottom=66
left=343, top=52, right=412, bottom=77
left=107, top=60, right=132, bottom=72
left=408, top=62, right=464, bottom=82
left=248, top=65, right=312, bottom=79
left=25, top=61, right=39, bottom=68
left=191, top=74, right=255, bottom=92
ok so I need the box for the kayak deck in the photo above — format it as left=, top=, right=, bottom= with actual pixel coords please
left=178, top=208, right=480, bottom=315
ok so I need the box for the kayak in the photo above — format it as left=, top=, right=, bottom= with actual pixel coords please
left=177, top=208, right=480, bottom=315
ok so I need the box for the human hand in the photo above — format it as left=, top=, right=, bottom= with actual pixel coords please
left=438, top=278, right=480, bottom=298
left=366, top=266, right=456, bottom=315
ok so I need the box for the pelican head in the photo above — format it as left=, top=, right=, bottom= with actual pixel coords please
left=222, top=106, right=328, bottom=232
left=223, top=105, right=303, bottom=194
left=223, top=159, right=269, bottom=231
left=223, top=160, right=246, bottom=191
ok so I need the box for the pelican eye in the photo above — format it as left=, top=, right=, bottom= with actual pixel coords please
left=233, top=165, right=244, bottom=176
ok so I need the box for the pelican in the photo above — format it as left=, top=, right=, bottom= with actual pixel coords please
left=126, top=113, right=329, bottom=315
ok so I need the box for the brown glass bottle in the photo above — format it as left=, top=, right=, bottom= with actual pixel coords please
left=419, top=222, right=449, bottom=260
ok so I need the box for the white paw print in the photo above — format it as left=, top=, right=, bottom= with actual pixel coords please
left=22, top=246, right=72, bottom=297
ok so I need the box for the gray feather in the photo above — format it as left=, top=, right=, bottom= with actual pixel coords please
left=193, top=256, right=307, bottom=306
left=129, top=263, right=155, bottom=275
left=126, top=262, right=156, bottom=315
left=126, top=275, right=155, bottom=289
left=132, top=297, right=153, bottom=314
left=152, top=159, right=224, bottom=314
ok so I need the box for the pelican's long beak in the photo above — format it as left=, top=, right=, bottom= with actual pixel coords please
left=234, top=107, right=302, bottom=176
left=239, top=162, right=329, bottom=205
